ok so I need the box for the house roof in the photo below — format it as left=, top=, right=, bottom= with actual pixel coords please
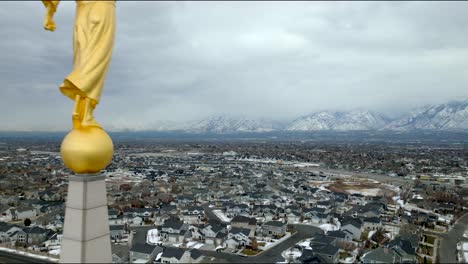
left=162, top=246, right=185, bottom=260
left=23, top=226, right=47, bottom=234
left=312, top=243, right=339, bottom=256
left=231, top=215, right=256, bottom=225
left=386, top=237, right=416, bottom=255
left=361, top=247, right=401, bottom=263
left=298, top=249, right=333, bottom=263
left=216, top=232, right=227, bottom=239
left=190, top=249, right=203, bottom=260
left=340, top=216, right=363, bottom=229
left=15, top=205, right=35, bottom=213
left=364, top=217, right=381, bottom=224
left=0, top=222, right=12, bottom=232
left=209, top=223, right=226, bottom=234
left=310, top=234, right=336, bottom=245
left=229, top=227, right=251, bottom=237
left=108, top=208, right=119, bottom=215
left=110, top=225, right=125, bottom=231
left=264, top=221, right=287, bottom=228
left=112, top=244, right=129, bottom=259
left=162, top=219, right=185, bottom=230
left=130, top=242, right=161, bottom=255
left=327, top=230, right=347, bottom=239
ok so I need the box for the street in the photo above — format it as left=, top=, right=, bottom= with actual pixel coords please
left=0, top=251, right=49, bottom=264
left=438, top=213, right=468, bottom=263
left=199, top=224, right=323, bottom=263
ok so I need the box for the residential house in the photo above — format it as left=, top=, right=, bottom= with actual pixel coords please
left=23, top=226, right=48, bottom=245
left=112, top=243, right=129, bottom=263
left=129, top=243, right=163, bottom=263
left=361, top=247, right=402, bottom=263
left=385, top=236, right=418, bottom=263
left=160, top=219, right=190, bottom=243
left=230, top=216, right=256, bottom=236
left=363, top=217, right=382, bottom=230
left=110, top=225, right=125, bottom=242
left=44, top=232, right=62, bottom=248
left=201, top=221, right=227, bottom=247
left=160, top=247, right=204, bottom=264
left=9, top=206, right=37, bottom=220
left=340, top=216, right=363, bottom=241
left=0, top=222, right=13, bottom=243
left=225, top=204, right=250, bottom=218
left=327, top=230, right=353, bottom=243
left=261, top=221, right=287, bottom=238
left=300, top=242, right=339, bottom=264
left=225, top=227, right=252, bottom=249
left=181, top=206, right=205, bottom=225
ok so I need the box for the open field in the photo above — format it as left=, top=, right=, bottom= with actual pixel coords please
left=326, top=179, right=398, bottom=197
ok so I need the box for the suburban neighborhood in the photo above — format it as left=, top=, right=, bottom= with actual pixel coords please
left=0, top=138, right=467, bottom=263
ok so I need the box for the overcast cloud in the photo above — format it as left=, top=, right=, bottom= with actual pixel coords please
left=1, top=1, right=468, bottom=131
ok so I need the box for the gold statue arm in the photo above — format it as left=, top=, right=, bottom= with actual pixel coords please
left=42, top=0, right=59, bottom=32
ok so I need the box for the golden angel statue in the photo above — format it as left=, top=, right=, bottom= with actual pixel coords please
left=43, top=0, right=116, bottom=129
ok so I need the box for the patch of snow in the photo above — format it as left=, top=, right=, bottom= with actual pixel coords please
left=463, top=242, right=468, bottom=251
left=193, top=243, right=204, bottom=249
left=318, top=185, right=331, bottom=192
left=215, top=246, right=225, bottom=251
left=368, top=230, right=376, bottom=240
left=346, top=188, right=381, bottom=197
left=319, top=224, right=339, bottom=233
left=155, top=252, right=163, bottom=262
left=392, top=195, right=407, bottom=208
left=297, top=240, right=312, bottom=250
left=384, top=232, right=394, bottom=240
left=147, top=229, right=161, bottom=244
left=212, top=210, right=232, bottom=222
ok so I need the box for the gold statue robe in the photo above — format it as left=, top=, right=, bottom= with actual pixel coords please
left=43, top=0, right=116, bottom=104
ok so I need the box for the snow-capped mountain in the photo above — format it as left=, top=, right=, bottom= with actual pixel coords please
left=110, top=99, right=468, bottom=132
left=286, top=110, right=389, bottom=131
left=385, top=100, right=468, bottom=131
left=184, top=115, right=276, bottom=133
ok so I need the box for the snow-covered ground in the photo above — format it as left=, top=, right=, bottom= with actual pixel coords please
left=463, top=242, right=468, bottom=251
left=293, top=162, right=320, bottom=168
left=212, top=210, right=232, bottom=222
left=0, top=246, right=59, bottom=262
left=48, top=245, right=61, bottom=256
left=319, top=223, right=339, bottom=234
left=296, top=240, right=312, bottom=250
left=147, top=229, right=161, bottom=245
left=368, top=230, right=376, bottom=240
left=342, top=248, right=359, bottom=263
left=281, top=247, right=302, bottom=262
left=393, top=196, right=405, bottom=206
left=258, top=233, right=291, bottom=251
left=187, top=241, right=205, bottom=249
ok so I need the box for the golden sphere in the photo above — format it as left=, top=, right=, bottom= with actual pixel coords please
left=60, top=127, right=114, bottom=174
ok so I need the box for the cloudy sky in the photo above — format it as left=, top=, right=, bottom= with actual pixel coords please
left=1, top=1, right=468, bottom=131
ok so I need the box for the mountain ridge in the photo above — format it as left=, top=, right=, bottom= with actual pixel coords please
left=107, top=99, right=468, bottom=133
